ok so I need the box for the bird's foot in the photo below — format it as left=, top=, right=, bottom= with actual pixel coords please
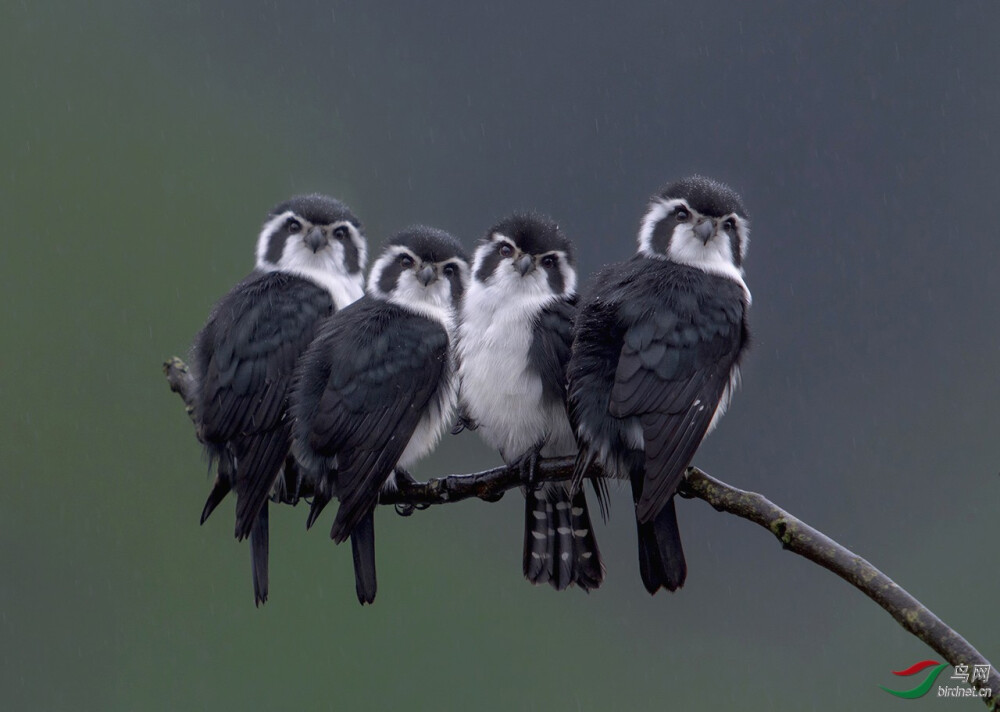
left=451, top=413, right=479, bottom=435
left=389, top=468, right=429, bottom=515
left=514, top=446, right=543, bottom=489
left=393, top=468, right=417, bottom=489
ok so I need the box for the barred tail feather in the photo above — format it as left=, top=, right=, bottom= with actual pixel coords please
left=523, top=484, right=604, bottom=591
left=569, top=487, right=605, bottom=591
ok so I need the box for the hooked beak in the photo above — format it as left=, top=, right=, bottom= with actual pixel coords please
left=304, top=227, right=327, bottom=253
left=416, top=265, right=436, bottom=286
left=515, top=254, right=534, bottom=276
left=694, top=219, right=714, bottom=245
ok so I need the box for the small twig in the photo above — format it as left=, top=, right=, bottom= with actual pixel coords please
left=166, top=357, right=998, bottom=708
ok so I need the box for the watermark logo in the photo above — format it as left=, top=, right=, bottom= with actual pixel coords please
left=880, top=660, right=992, bottom=699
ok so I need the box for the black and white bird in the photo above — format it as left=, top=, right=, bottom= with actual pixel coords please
left=456, top=214, right=603, bottom=591
left=191, top=194, right=367, bottom=605
left=291, top=226, right=469, bottom=605
left=567, top=176, right=751, bottom=595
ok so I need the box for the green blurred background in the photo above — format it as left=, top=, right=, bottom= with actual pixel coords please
left=3, top=2, right=998, bottom=710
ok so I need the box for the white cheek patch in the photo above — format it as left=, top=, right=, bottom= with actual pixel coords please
left=551, top=252, right=577, bottom=296
left=255, top=211, right=295, bottom=268
left=637, top=199, right=688, bottom=255
left=732, top=215, right=750, bottom=262
left=366, top=246, right=415, bottom=299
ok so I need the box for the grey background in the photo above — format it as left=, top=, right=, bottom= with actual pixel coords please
left=3, top=1, right=998, bottom=710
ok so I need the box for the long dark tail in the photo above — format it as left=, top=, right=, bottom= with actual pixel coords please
left=523, top=484, right=604, bottom=591
left=350, top=509, right=377, bottom=605
left=631, top=475, right=687, bottom=594
left=250, top=501, right=269, bottom=606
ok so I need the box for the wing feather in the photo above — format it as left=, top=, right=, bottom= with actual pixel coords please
left=609, top=272, right=746, bottom=524
left=294, top=300, right=449, bottom=543
left=528, top=297, right=577, bottom=406
left=193, top=272, right=334, bottom=532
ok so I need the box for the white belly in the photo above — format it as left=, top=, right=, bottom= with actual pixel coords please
left=457, top=283, right=575, bottom=462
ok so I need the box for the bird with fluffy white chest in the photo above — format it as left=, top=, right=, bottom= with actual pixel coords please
left=456, top=214, right=604, bottom=591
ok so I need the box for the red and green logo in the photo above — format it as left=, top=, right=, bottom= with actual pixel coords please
left=881, top=660, right=949, bottom=699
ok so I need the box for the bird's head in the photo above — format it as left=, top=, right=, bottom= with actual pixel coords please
left=255, top=194, right=367, bottom=279
left=471, top=213, right=576, bottom=302
left=367, top=226, right=470, bottom=322
left=638, top=176, right=749, bottom=281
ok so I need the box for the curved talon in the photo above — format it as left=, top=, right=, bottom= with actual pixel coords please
left=413, top=502, right=431, bottom=511
left=395, top=502, right=416, bottom=517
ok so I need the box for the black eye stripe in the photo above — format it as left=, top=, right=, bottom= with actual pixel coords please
left=475, top=247, right=503, bottom=282
left=265, top=228, right=288, bottom=263
left=546, top=264, right=565, bottom=294
left=342, top=233, right=360, bottom=273
left=650, top=214, right=680, bottom=254
left=378, top=259, right=404, bottom=294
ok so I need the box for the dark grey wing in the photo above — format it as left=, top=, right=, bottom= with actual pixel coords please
left=528, top=296, right=577, bottom=406
left=298, top=301, right=449, bottom=543
left=567, top=263, right=632, bottom=490
left=610, top=272, right=747, bottom=524
left=194, top=272, right=333, bottom=536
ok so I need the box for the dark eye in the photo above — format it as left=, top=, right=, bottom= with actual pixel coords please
left=287, top=219, right=302, bottom=233
left=400, top=255, right=414, bottom=268
left=443, top=263, right=456, bottom=277
left=499, top=243, right=514, bottom=258
left=723, top=219, right=736, bottom=232
left=674, top=208, right=690, bottom=222
left=333, top=226, right=350, bottom=240
left=541, top=255, right=556, bottom=269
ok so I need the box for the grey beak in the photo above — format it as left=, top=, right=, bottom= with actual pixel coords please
left=694, top=219, right=714, bottom=244
left=416, top=265, right=436, bottom=286
left=304, top=227, right=326, bottom=253
left=516, top=254, right=534, bottom=276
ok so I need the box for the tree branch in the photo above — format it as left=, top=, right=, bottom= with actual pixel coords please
left=165, top=357, right=998, bottom=708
